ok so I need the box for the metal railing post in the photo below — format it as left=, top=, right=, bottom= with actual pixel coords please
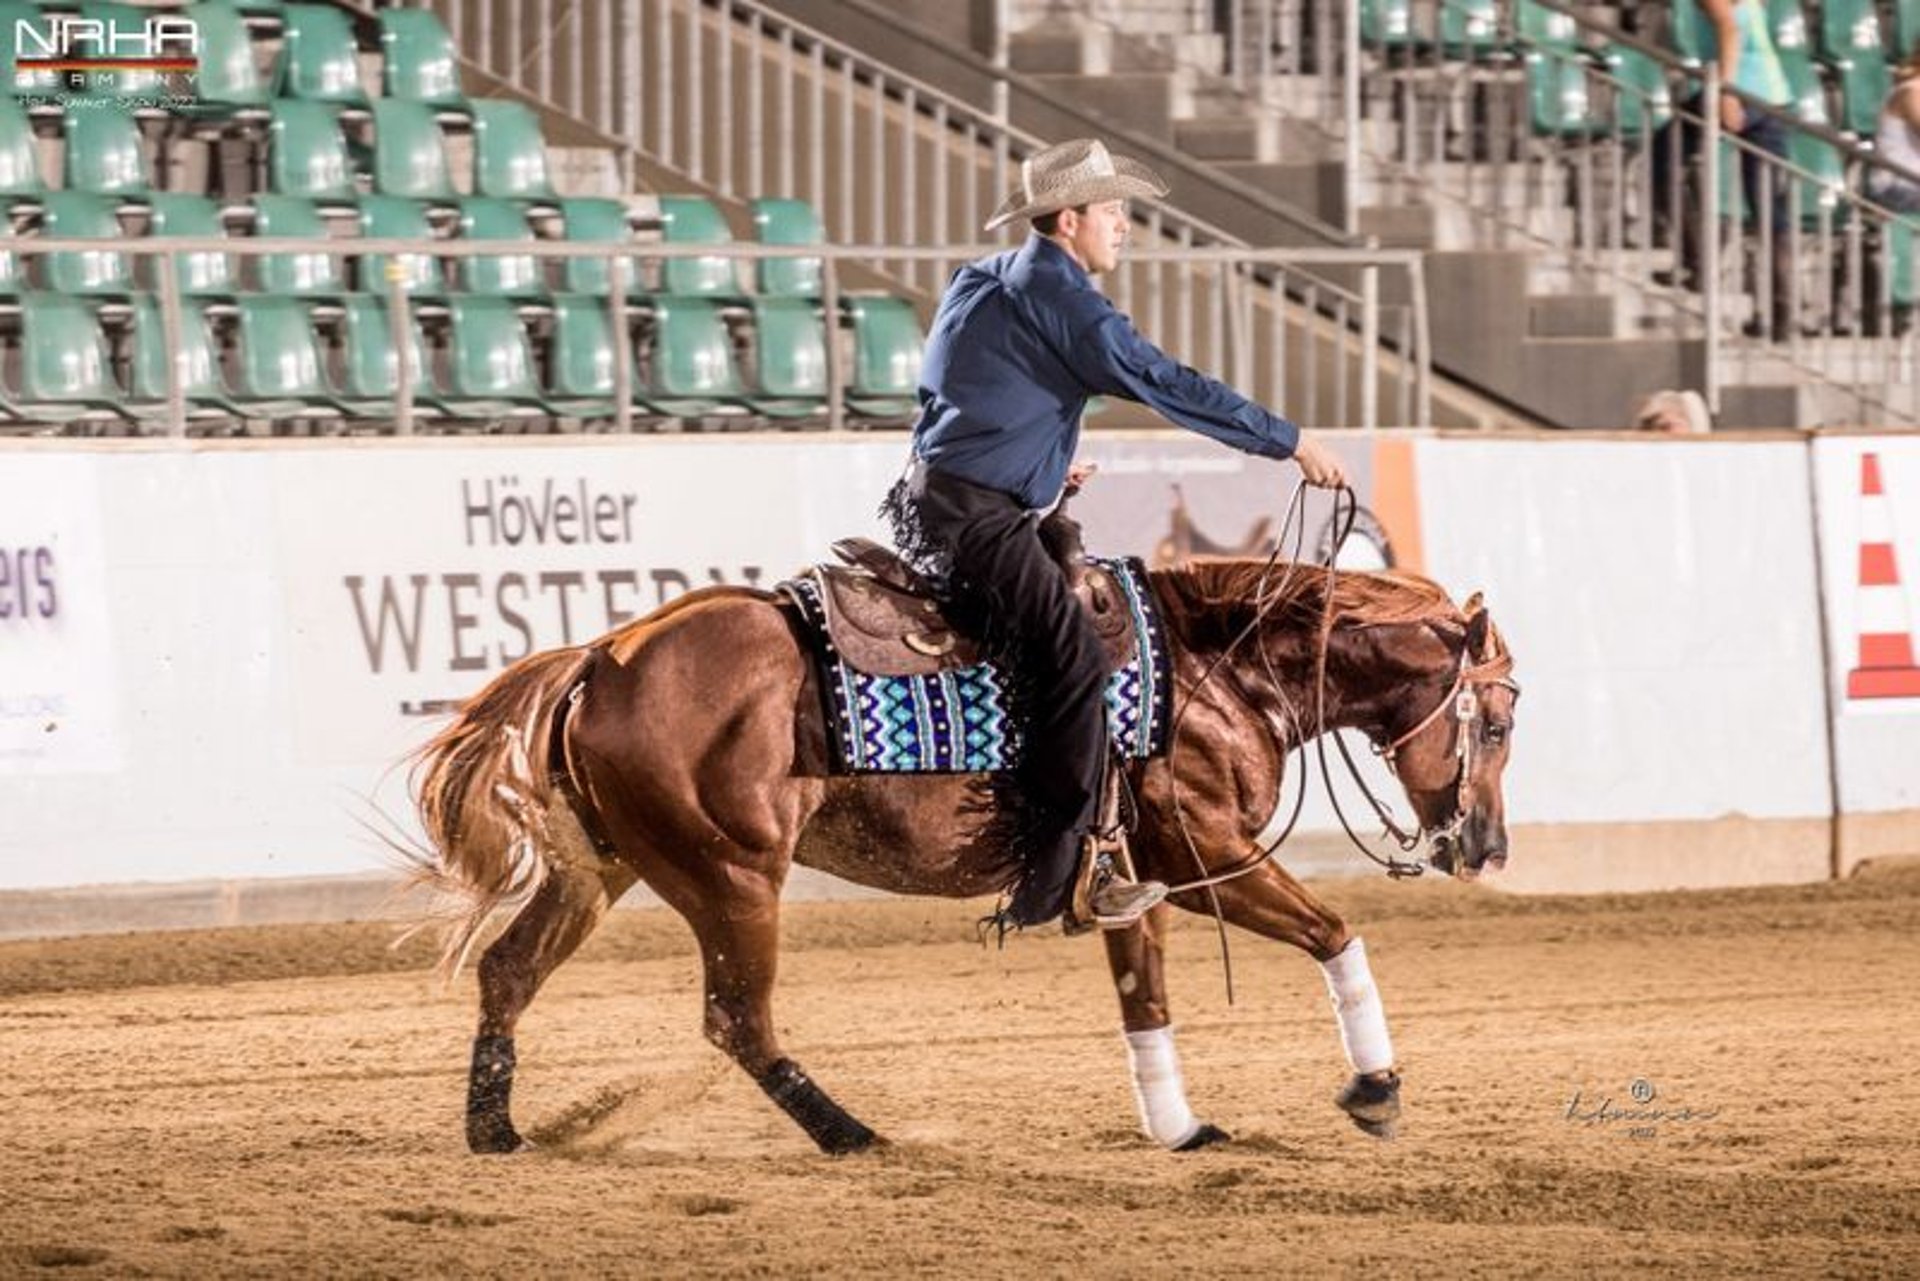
left=1410, top=253, right=1432, bottom=427
left=610, top=253, right=633, bottom=433
left=1702, top=67, right=1722, bottom=418
left=823, top=256, right=845, bottom=432
left=156, top=253, right=186, bottom=438
left=1341, top=0, right=1358, bottom=235
left=1360, top=260, right=1379, bottom=429
left=389, top=267, right=415, bottom=436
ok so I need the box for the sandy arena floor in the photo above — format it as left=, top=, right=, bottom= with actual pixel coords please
left=1, top=866, right=1917, bottom=1278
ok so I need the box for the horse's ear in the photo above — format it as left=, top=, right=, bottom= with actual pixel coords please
left=1462, top=593, right=1490, bottom=660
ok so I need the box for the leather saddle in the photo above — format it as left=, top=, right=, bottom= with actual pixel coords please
left=804, top=536, right=1140, bottom=678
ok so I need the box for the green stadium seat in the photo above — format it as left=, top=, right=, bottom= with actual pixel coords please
left=0, top=99, right=46, bottom=201
left=438, top=295, right=543, bottom=414
left=457, top=197, right=544, bottom=297
left=62, top=107, right=148, bottom=195
left=747, top=297, right=827, bottom=419
left=657, top=195, right=738, bottom=297
left=172, top=2, right=273, bottom=122
left=268, top=101, right=356, bottom=201
left=640, top=295, right=748, bottom=416
left=1787, top=129, right=1846, bottom=226
left=280, top=2, right=370, bottom=107
left=355, top=194, right=444, bottom=297
left=2, top=294, right=125, bottom=423
left=1898, top=0, right=1920, bottom=62
left=1817, top=0, right=1881, bottom=61
left=145, top=193, right=237, bottom=297
left=1602, top=43, right=1671, bottom=138
left=1767, top=0, right=1813, bottom=59
left=556, top=197, right=636, bottom=296
left=749, top=197, right=824, bottom=298
left=1438, top=0, right=1502, bottom=57
left=38, top=191, right=132, bottom=295
left=251, top=193, right=347, bottom=296
left=1515, top=0, right=1579, bottom=51
left=232, top=295, right=340, bottom=416
left=1888, top=218, right=1916, bottom=310
left=1667, top=0, right=1707, bottom=64
left=128, top=294, right=235, bottom=422
left=1358, top=0, right=1418, bottom=48
left=379, top=9, right=469, bottom=114
left=371, top=100, right=455, bottom=200
left=540, top=294, right=624, bottom=417
left=469, top=101, right=557, bottom=200
left=1527, top=50, right=1603, bottom=137
left=334, top=295, right=435, bottom=416
left=844, top=295, right=921, bottom=418
left=1832, top=48, right=1892, bottom=135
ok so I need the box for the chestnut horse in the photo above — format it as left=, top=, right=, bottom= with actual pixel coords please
left=407, top=558, right=1518, bottom=1156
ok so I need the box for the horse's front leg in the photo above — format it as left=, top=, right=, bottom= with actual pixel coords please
left=1101, top=904, right=1230, bottom=1151
left=1172, top=864, right=1402, bottom=1139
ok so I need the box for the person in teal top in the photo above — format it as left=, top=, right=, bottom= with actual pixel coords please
left=1655, top=0, right=1794, bottom=339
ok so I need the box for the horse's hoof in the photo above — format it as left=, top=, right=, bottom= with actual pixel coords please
left=1174, top=1122, right=1231, bottom=1152
left=819, top=1121, right=882, bottom=1156
left=1335, top=1071, right=1401, bottom=1140
left=466, top=1118, right=530, bottom=1155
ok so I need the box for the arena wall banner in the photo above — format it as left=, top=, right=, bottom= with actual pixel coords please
left=1411, top=434, right=1839, bottom=893
left=0, top=452, right=121, bottom=777
left=1810, top=434, right=1920, bottom=876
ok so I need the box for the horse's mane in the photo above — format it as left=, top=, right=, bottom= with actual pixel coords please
left=1151, top=559, right=1468, bottom=647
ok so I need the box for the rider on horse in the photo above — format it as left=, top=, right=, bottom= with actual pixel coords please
left=884, top=137, right=1350, bottom=933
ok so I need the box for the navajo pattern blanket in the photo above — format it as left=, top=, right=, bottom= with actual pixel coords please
left=781, top=556, right=1173, bottom=774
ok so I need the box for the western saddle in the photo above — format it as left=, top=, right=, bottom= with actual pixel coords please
left=804, top=533, right=1140, bottom=678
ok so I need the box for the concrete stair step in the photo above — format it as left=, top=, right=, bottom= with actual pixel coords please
left=1219, top=160, right=1344, bottom=227
left=1010, top=20, right=1113, bottom=76
left=1027, top=72, right=1195, bottom=139
left=1528, top=292, right=1618, bottom=339
left=1174, top=114, right=1282, bottom=163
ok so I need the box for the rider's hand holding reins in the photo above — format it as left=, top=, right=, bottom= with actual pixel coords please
left=1291, top=432, right=1348, bottom=489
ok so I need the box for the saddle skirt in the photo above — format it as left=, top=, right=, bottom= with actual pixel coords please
left=779, top=542, right=1173, bottom=775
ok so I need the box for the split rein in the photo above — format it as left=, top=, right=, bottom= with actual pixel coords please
left=1154, top=486, right=1513, bottom=898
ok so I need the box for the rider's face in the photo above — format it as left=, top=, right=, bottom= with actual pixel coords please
left=1062, top=200, right=1130, bottom=275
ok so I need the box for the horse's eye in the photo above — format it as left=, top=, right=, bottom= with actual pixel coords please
left=1484, top=722, right=1509, bottom=745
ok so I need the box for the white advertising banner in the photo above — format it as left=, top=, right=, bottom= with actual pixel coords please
left=270, top=438, right=903, bottom=765
left=1811, top=435, right=1920, bottom=812
left=0, top=454, right=120, bottom=775
left=1413, top=436, right=1831, bottom=826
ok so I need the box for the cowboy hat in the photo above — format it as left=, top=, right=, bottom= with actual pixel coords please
left=984, top=138, right=1169, bottom=231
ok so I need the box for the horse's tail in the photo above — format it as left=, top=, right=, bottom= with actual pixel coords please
left=401, top=645, right=597, bottom=978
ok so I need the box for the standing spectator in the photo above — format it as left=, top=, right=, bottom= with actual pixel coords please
left=1869, top=48, right=1920, bottom=213
left=1654, top=0, right=1794, bottom=339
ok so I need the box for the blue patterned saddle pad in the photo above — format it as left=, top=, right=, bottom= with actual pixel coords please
left=781, top=556, right=1172, bottom=774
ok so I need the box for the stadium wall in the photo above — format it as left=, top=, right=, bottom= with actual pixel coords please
left=2, top=431, right=1916, bottom=910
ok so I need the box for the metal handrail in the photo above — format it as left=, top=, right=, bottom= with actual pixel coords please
left=3, top=236, right=1430, bottom=437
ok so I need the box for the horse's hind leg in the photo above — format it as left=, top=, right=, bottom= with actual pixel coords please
left=679, top=872, right=878, bottom=1155
left=1103, top=904, right=1231, bottom=1152
left=468, top=856, right=638, bottom=1153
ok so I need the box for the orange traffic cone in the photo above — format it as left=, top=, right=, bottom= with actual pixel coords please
left=1846, top=452, right=1920, bottom=700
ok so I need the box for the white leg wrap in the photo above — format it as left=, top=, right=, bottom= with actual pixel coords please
left=1320, top=938, right=1395, bottom=1075
left=1122, top=1026, right=1201, bottom=1150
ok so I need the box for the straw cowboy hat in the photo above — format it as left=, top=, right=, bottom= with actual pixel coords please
left=984, top=138, right=1170, bottom=231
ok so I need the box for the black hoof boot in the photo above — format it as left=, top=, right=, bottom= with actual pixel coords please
left=1174, top=1122, right=1231, bottom=1152
left=757, top=1059, right=880, bottom=1155
left=467, top=1035, right=529, bottom=1154
left=1335, top=1071, right=1401, bottom=1140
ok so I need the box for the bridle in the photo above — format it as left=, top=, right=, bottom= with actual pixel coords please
left=1367, top=647, right=1520, bottom=858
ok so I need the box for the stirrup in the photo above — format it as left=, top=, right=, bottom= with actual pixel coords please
left=1087, top=872, right=1167, bottom=929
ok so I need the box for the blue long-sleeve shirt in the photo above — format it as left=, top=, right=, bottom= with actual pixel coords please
left=911, top=234, right=1301, bottom=510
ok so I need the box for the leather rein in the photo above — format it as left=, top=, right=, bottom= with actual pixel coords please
left=1157, top=487, right=1519, bottom=897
